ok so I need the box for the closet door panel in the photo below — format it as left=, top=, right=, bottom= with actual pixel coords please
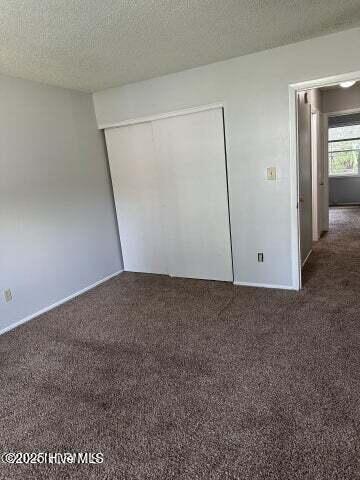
left=105, top=123, right=167, bottom=274
left=153, top=108, right=233, bottom=281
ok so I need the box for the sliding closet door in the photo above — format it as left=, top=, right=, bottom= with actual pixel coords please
left=105, top=123, right=167, bottom=274
left=153, top=108, right=233, bottom=281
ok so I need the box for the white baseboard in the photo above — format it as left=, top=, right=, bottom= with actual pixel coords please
left=234, top=281, right=297, bottom=291
left=0, top=269, right=124, bottom=337
left=302, top=249, right=313, bottom=267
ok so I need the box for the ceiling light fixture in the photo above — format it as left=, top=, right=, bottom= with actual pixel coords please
left=340, top=80, right=356, bottom=88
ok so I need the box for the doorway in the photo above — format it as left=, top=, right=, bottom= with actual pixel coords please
left=290, top=71, right=360, bottom=289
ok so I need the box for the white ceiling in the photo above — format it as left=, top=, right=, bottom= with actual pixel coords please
left=1, top=0, right=360, bottom=93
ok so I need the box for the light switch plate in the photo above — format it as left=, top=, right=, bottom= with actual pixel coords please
left=267, top=167, right=276, bottom=181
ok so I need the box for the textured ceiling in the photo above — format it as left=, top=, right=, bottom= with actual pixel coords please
left=1, top=0, right=360, bottom=92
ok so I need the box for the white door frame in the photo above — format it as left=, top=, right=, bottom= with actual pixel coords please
left=98, top=103, right=224, bottom=129
left=289, top=70, right=360, bottom=290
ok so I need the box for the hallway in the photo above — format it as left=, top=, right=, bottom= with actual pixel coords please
left=303, top=206, right=360, bottom=292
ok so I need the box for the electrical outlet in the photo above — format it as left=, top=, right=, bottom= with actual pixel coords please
left=4, top=289, right=12, bottom=303
left=257, top=253, right=264, bottom=263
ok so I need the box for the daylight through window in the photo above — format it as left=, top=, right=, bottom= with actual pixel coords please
left=328, top=119, right=360, bottom=176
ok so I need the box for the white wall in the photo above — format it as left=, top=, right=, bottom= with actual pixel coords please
left=93, top=27, right=360, bottom=289
left=0, top=75, right=123, bottom=332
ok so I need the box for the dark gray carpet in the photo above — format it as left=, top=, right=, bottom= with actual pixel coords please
left=1, top=207, right=360, bottom=479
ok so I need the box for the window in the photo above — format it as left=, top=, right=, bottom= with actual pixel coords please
left=328, top=118, right=360, bottom=177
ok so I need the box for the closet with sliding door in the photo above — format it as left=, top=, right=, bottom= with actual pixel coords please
left=104, top=106, right=233, bottom=282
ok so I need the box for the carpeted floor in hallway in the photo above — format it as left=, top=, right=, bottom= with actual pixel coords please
left=1, top=206, right=360, bottom=479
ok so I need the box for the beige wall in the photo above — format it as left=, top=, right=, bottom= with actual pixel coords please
left=322, top=84, right=360, bottom=113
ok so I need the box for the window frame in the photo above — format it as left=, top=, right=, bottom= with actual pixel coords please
left=328, top=133, right=360, bottom=178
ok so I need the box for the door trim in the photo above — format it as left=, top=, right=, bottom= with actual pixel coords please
left=289, top=69, right=360, bottom=290
left=99, top=102, right=224, bottom=130
left=302, top=249, right=313, bottom=268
